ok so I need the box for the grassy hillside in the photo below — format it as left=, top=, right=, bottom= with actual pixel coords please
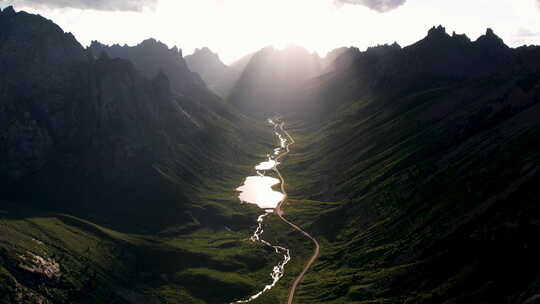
left=0, top=7, right=303, bottom=303
left=280, top=72, right=540, bottom=303
left=0, top=115, right=291, bottom=303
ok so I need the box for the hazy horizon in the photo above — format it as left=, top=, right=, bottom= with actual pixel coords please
left=2, top=0, right=540, bottom=64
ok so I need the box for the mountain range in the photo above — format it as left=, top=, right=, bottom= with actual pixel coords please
left=2, top=5, right=540, bottom=304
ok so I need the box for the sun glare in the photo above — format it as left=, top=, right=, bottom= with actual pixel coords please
left=6, top=0, right=540, bottom=63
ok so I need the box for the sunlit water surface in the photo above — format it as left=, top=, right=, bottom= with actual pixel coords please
left=231, top=119, right=291, bottom=303
left=237, top=176, right=284, bottom=209
left=254, top=159, right=278, bottom=171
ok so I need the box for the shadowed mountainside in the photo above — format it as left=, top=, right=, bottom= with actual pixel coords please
left=300, top=26, right=540, bottom=122
left=1, top=7, right=260, bottom=233
left=274, top=27, right=540, bottom=303
left=0, top=7, right=287, bottom=303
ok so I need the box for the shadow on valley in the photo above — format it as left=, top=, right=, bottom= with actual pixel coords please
left=0, top=7, right=283, bottom=304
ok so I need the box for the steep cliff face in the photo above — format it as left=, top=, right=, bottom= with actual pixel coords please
left=0, top=7, right=87, bottom=182
left=0, top=7, right=261, bottom=233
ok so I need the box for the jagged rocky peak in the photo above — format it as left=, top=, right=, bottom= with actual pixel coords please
left=451, top=31, right=472, bottom=44
left=1, top=5, right=16, bottom=15
left=194, top=47, right=219, bottom=57
left=86, top=37, right=209, bottom=95
left=366, top=42, right=402, bottom=54
left=427, top=25, right=450, bottom=38
left=187, top=47, right=226, bottom=68
left=89, top=38, right=183, bottom=60
left=140, top=38, right=167, bottom=49
left=411, top=25, right=474, bottom=52
left=475, top=27, right=508, bottom=49
left=136, top=38, right=184, bottom=57
left=0, top=5, right=85, bottom=59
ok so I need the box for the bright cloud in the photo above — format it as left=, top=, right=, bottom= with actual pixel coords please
left=2, top=0, right=156, bottom=11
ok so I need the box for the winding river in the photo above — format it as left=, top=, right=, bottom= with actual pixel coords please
left=232, top=118, right=291, bottom=303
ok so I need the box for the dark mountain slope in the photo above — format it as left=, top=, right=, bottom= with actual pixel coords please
left=0, top=6, right=87, bottom=182
left=185, top=47, right=240, bottom=98
left=0, top=7, right=267, bottom=233
left=0, top=7, right=281, bottom=304
left=88, top=39, right=203, bottom=96
left=276, top=28, right=540, bottom=303
left=7, top=56, right=206, bottom=232
left=87, top=39, right=241, bottom=124
left=229, top=27, right=519, bottom=120
left=295, top=26, right=540, bottom=124
left=321, top=47, right=360, bottom=71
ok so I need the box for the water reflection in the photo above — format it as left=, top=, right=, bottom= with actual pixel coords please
left=237, top=176, right=284, bottom=209
left=255, top=159, right=278, bottom=171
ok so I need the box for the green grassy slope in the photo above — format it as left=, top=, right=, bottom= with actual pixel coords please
left=280, top=72, right=540, bottom=303
left=1, top=8, right=309, bottom=303
left=0, top=116, right=284, bottom=303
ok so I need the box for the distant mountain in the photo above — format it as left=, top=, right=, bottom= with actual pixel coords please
left=321, top=47, right=360, bottom=71
left=229, top=51, right=256, bottom=74
left=229, top=45, right=323, bottom=118
left=185, top=47, right=240, bottom=98
left=88, top=39, right=242, bottom=123
left=88, top=39, right=205, bottom=95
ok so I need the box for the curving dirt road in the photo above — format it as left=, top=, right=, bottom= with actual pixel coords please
left=273, top=121, right=320, bottom=304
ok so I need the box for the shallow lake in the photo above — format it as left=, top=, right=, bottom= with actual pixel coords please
left=237, top=175, right=284, bottom=209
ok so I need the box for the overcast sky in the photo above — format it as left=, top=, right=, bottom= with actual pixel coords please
left=2, top=0, right=540, bottom=63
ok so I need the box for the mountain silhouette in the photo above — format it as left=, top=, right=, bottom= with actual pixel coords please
left=229, top=45, right=322, bottom=118
left=185, top=47, right=241, bottom=98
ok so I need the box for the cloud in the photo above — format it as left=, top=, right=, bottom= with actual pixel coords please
left=516, top=27, right=540, bottom=37
left=2, top=0, right=157, bottom=11
left=334, top=0, right=406, bottom=12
